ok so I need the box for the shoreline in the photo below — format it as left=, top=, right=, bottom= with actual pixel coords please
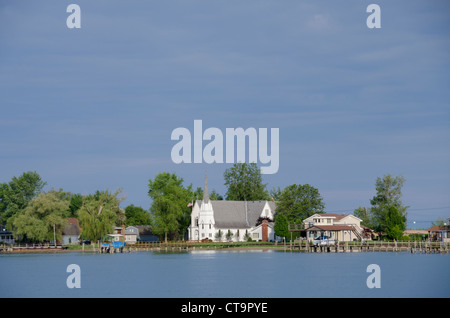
left=2, top=240, right=449, bottom=254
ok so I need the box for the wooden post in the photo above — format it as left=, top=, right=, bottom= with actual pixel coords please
left=290, top=232, right=292, bottom=250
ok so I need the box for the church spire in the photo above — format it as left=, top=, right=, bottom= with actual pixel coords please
left=203, top=173, right=210, bottom=203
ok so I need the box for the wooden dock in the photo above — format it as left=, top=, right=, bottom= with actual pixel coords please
left=287, top=240, right=450, bottom=254
left=96, top=240, right=450, bottom=254
left=98, top=241, right=280, bottom=253
left=0, top=244, right=67, bottom=252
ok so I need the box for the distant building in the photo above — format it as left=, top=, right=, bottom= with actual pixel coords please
left=0, top=225, right=14, bottom=244
left=188, top=175, right=278, bottom=242
left=135, top=225, right=158, bottom=242
left=427, top=223, right=450, bottom=243
left=302, top=213, right=366, bottom=242
left=62, top=218, right=80, bottom=245
left=125, top=226, right=138, bottom=244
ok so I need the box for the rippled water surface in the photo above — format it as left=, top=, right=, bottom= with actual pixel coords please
left=1, top=249, right=449, bottom=298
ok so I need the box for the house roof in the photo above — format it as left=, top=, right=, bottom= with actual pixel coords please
left=135, top=225, right=154, bottom=235
left=427, top=225, right=450, bottom=232
left=196, top=200, right=277, bottom=229
left=62, top=218, right=80, bottom=236
left=306, top=225, right=354, bottom=231
left=304, top=213, right=362, bottom=223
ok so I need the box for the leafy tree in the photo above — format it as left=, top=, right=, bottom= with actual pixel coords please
left=125, top=204, right=151, bottom=226
left=225, top=230, right=233, bottom=241
left=274, top=213, right=289, bottom=240
left=370, top=174, right=408, bottom=233
left=276, top=184, right=324, bottom=223
left=224, top=163, right=269, bottom=201
left=193, top=187, right=223, bottom=201
left=148, top=172, right=193, bottom=242
left=0, top=171, right=46, bottom=225
left=243, top=230, right=251, bottom=241
left=193, top=187, right=204, bottom=201
left=431, top=217, right=447, bottom=227
left=385, top=206, right=406, bottom=241
left=69, top=193, right=83, bottom=217
left=12, top=189, right=69, bottom=242
left=210, top=190, right=223, bottom=200
left=353, top=206, right=373, bottom=228
left=269, top=186, right=283, bottom=201
left=77, top=189, right=124, bottom=241
left=215, top=229, right=223, bottom=242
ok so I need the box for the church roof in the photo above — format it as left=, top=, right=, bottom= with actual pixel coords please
left=196, top=199, right=276, bottom=229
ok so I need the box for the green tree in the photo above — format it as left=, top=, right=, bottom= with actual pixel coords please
left=12, top=189, right=69, bottom=242
left=274, top=213, right=289, bottom=240
left=269, top=186, right=283, bottom=201
left=385, top=206, right=406, bottom=241
left=225, top=230, right=233, bottom=241
left=148, top=172, right=193, bottom=242
left=68, top=193, right=83, bottom=217
left=370, top=174, right=408, bottom=233
left=353, top=206, right=373, bottom=228
left=224, top=163, right=269, bottom=201
left=193, top=187, right=223, bottom=201
left=276, top=184, right=324, bottom=223
left=431, top=217, right=447, bottom=227
left=215, top=229, right=224, bottom=242
left=0, top=171, right=46, bottom=225
left=77, top=189, right=124, bottom=241
left=125, top=204, right=151, bottom=226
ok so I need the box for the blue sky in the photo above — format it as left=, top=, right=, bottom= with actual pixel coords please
left=1, top=0, right=449, bottom=228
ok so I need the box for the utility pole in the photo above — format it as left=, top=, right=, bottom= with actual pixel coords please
left=53, top=224, right=56, bottom=247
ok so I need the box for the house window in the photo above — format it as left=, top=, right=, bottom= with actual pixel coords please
left=327, top=219, right=331, bottom=224
left=209, top=224, right=211, bottom=229
left=202, top=233, right=205, bottom=238
left=209, top=233, right=212, bottom=237
left=202, top=224, right=204, bottom=230
left=253, top=233, right=259, bottom=239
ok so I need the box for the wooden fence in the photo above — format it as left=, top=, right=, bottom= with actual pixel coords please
left=288, top=240, right=450, bottom=254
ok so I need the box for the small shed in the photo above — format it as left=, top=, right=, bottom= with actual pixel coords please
left=62, top=218, right=81, bottom=245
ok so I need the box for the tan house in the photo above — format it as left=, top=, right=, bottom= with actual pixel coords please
left=302, top=213, right=366, bottom=242
left=427, top=223, right=450, bottom=243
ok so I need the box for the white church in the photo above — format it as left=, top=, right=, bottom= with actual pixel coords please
left=188, top=175, right=278, bottom=242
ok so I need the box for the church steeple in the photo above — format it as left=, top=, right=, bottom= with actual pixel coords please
left=203, top=173, right=210, bottom=203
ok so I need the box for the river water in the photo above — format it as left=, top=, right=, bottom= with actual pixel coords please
left=0, top=249, right=449, bottom=298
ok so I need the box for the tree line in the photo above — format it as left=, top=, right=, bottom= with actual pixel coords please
left=0, top=164, right=409, bottom=243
